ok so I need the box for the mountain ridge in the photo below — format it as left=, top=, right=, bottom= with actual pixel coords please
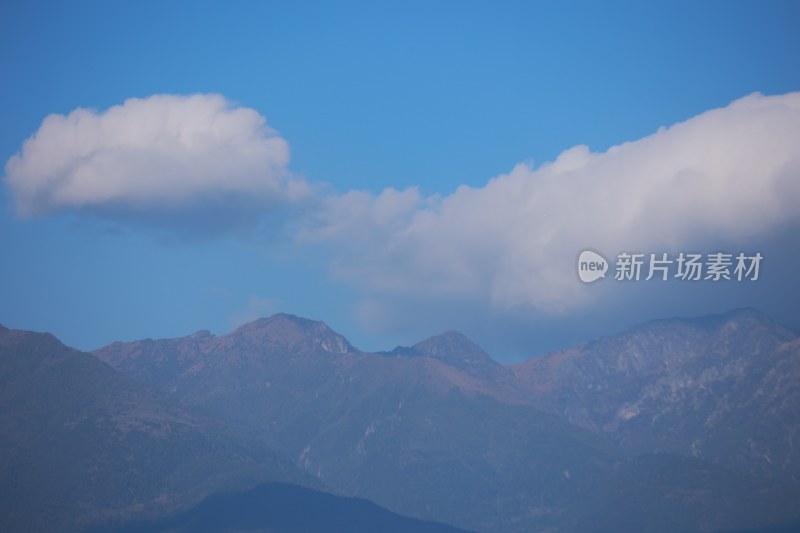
left=98, top=306, right=795, bottom=369
left=91, top=307, right=800, bottom=532
left=0, top=325, right=314, bottom=532
left=514, top=306, right=800, bottom=482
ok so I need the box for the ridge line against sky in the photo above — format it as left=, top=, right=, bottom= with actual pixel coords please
left=1, top=1, right=799, bottom=359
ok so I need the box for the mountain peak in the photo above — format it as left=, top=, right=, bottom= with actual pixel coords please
left=188, top=329, right=212, bottom=341
left=414, top=330, right=485, bottom=357
left=228, top=313, right=354, bottom=355
left=411, top=330, right=499, bottom=375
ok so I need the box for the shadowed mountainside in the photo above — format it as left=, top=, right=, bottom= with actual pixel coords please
left=95, top=315, right=613, bottom=532
left=0, top=325, right=308, bottom=532
left=93, top=309, right=800, bottom=532
left=106, top=482, right=473, bottom=533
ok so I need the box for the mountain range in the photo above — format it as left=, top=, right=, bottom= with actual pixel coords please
left=515, top=309, right=800, bottom=482
left=2, top=308, right=799, bottom=532
left=0, top=323, right=466, bottom=533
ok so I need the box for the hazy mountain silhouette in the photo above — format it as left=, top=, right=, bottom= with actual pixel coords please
left=107, top=482, right=472, bottom=533
left=0, top=324, right=308, bottom=531
left=96, top=314, right=611, bottom=531
left=94, top=309, right=800, bottom=532
left=1, top=321, right=484, bottom=533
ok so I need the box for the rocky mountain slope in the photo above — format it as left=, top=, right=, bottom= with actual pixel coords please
left=0, top=324, right=317, bottom=532
left=96, top=314, right=613, bottom=532
left=0, top=324, right=464, bottom=533
left=514, top=308, right=800, bottom=482
left=93, top=309, right=800, bottom=532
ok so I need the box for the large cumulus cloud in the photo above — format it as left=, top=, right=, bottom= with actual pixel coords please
left=302, top=92, right=800, bottom=316
left=4, top=94, right=308, bottom=230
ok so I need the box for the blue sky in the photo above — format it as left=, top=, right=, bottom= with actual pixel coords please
left=1, top=1, right=799, bottom=360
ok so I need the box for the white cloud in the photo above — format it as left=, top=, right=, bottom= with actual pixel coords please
left=4, top=94, right=308, bottom=228
left=302, top=92, right=800, bottom=315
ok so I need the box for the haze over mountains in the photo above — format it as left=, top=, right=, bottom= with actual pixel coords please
left=2, top=308, right=799, bottom=532
left=0, top=324, right=307, bottom=531
left=516, top=309, right=800, bottom=482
